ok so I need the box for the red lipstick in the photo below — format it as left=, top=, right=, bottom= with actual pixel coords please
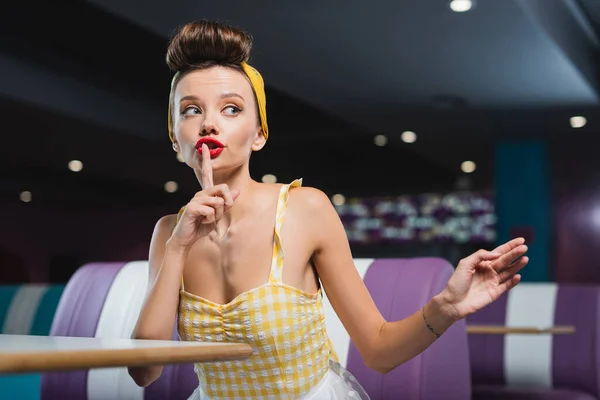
left=196, top=137, right=224, bottom=159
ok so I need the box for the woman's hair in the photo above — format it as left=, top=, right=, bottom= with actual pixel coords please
left=166, top=20, right=253, bottom=74
left=166, top=20, right=258, bottom=140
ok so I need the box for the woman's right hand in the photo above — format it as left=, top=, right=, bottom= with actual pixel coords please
left=170, top=144, right=240, bottom=249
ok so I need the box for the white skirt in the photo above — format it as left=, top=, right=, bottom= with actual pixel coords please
left=187, top=360, right=371, bottom=400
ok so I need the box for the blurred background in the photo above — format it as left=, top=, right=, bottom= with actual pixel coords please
left=1, top=0, right=599, bottom=285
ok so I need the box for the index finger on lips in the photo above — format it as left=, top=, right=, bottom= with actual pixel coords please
left=201, top=143, right=213, bottom=189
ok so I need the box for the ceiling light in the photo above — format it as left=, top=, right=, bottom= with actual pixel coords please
left=374, top=134, right=388, bottom=147
left=20, top=191, right=32, bottom=203
left=164, top=181, right=178, bottom=193
left=461, top=160, right=476, bottom=173
left=262, top=174, right=277, bottom=184
left=570, top=116, right=587, bottom=128
left=68, top=160, right=83, bottom=172
left=401, top=131, right=417, bottom=143
left=176, top=153, right=185, bottom=163
left=331, top=194, right=346, bottom=206
left=450, top=0, right=473, bottom=12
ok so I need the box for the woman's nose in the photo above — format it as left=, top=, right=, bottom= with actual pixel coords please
left=200, top=118, right=218, bottom=136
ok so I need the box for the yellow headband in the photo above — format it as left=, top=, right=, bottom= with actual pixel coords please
left=168, top=62, right=268, bottom=142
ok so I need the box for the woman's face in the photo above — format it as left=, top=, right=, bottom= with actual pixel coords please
left=172, top=66, right=265, bottom=176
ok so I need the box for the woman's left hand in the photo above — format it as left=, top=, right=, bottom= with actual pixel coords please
left=440, top=237, right=529, bottom=321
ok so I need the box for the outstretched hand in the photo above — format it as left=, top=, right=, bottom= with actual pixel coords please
left=440, top=237, right=529, bottom=321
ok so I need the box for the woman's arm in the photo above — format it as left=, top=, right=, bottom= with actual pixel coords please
left=293, top=187, right=526, bottom=374
left=128, top=215, right=188, bottom=387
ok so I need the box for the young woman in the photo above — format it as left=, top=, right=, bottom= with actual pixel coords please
left=129, top=20, right=528, bottom=400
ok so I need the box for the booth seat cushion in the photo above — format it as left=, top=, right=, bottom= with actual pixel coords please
left=42, top=258, right=470, bottom=400
left=323, top=258, right=471, bottom=400
left=40, top=262, right=197, bottom=400
left=473, top=386, right=597, bottom=400
left=0, top=284, right=65, bottom=335
left=0, top=284, right=65, bottom=400
left=468, top=283, right=600, bottom=400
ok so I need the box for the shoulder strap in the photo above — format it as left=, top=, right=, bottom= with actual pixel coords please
left=176, top=206, right=186, bottom=223
left=268, top=179, right=303, bottom=283
left=176, top=206, right=186, bottom=291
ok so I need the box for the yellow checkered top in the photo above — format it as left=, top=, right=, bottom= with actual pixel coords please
left=177, top=179, right=338, bottom=399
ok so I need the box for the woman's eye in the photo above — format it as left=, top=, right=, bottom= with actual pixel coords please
left=182, top=107, right=200, bottom=116
left=224, top=106, right=241, bottom=115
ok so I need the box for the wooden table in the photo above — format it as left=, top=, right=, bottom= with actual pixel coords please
left=0, top=334, right=253, bottom=374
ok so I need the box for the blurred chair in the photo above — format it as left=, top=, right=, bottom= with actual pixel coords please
left=467, top=283, right=600, bottom=400
left=40, top=261, right=197, bottom=400
left=40, top=258, right=471, bottom=399
left=0, top=284, right=65, bottom=400
left=323, top=258, right=471, bottom=400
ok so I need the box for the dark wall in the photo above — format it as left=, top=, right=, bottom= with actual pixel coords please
left=3, top=2, right=599, bottom=285
left=0, top=200, right=166, bottom=283
left=552, top=142, right=600, bottom=283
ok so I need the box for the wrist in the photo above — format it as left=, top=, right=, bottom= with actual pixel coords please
left=431, top=292, right=462, bottom=323
left=422, top=294, right=460, bottom=339
left=165, top=238, right=192, bottom=257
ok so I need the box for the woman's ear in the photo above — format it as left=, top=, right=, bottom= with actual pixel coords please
left=172, top=141, right=180, bottom=152
left=251, top=128, right=267, bottom=151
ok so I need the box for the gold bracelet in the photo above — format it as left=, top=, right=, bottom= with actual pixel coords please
left=422, top=305, right=441, bottom=339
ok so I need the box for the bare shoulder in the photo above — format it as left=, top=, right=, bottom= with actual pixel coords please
left=286, top=185, right=339, bottom=240
left=256, top=180, right=336, bottom=222
left=149, top=214, right=178, bottom=257
left=146, top=214, right=179, bottom=279
left=154, top=214, right=179, bottom=237
left=286, top=184, right=347, bottom=255
left=287, top=185, right=334, bottom=215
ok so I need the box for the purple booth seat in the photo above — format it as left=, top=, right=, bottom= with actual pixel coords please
left=41, top=258, right=470, bottom=400
left=40, top=261, right=197, bottom=400
left=467, top=283, right=600, bottom=400
left=322, top=258, right=471, bottom=400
